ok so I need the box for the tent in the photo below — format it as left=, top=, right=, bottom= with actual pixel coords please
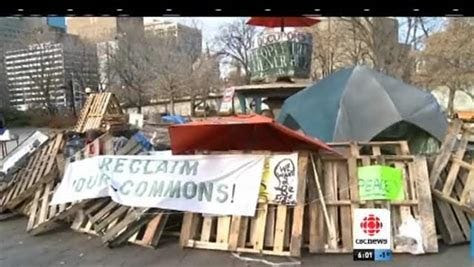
left=277, top=66, right=448, bottom=148
left=168, top=114, right=336, bottom=154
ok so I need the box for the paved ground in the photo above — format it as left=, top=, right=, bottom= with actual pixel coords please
left=0, top=216, right=472, bottom=267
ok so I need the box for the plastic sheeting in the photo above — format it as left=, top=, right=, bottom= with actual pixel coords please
left=278, top=66, right=448, bottom=144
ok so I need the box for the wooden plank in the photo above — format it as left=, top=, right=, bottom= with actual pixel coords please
left=460, top=167, right=474, bottom=206
left=264, top=206, right=276, bottom=247
left=228, top=216, right=242, bottom=250
left=27, top=187, right=42, bottom=231
left=200, top=216, right=213, bottom=242
left=434, top=199, right=465, bottom=244
left=413, top=157, right=438, bottom=253
left=395, top=162, right=412, bottom=221
left=273, top=205, right=287, bottom=252
left=441, top=135, right=468, bottom=196
left=89, top=202, right=120, bottom=224
left=237, top=217, right=248, bottom=248
left=216, top=216, right=231, bottom=244
left=430, top=119, right=463, bottom=187
left=180, top=213, right=196, bottom=247
left=253, top=204, right=268, bottom=251
left=38, top=181, right=52, bottom=224
left=289, top=152, right=308, bottom=256
left=94, top=206, right=129, bottom=233
left=337, top=161, right=352, bottom=250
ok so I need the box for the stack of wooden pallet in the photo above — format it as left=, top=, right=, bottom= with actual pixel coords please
left=75, top=92, right=128, bottom=133
left=429, top=120, right=473, bottom=245
left=307, top=141, right=438, bottom=254
left=68, top=134, right=176, bottom=249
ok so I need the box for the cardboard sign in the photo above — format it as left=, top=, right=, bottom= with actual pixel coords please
left=357, top=165, right=403, bottom=201
left=248, top=31, right=313, bottom=81
left=51, top=154, right=265, bottom=216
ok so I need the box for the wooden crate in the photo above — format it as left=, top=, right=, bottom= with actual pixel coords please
left=179, top=152, right=309, bottom=257
left=429, top=120, right=474, bottom=244
left=0, top=134, right=64, bottom=212
left=75, top=93, right=125, bottom=133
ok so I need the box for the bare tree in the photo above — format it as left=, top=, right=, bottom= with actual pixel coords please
left=415, top=18, right=474, bottom=116
left=186, top=48, right=222, bottom=116
left=309, top=17, right=442, bottom=82
left=147, top=33, right=195, bottom=114
left=108, top=34, right=155, bottom=113
left=214, top=18, right=258, bottom=84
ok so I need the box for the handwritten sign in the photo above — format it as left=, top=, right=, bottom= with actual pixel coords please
left=51, top=154, right=265, bottom=216
left=259, top=153, right=299, bottom=205
left=248, top=31, right=312, bottom=81
left=358, top=165, right=403, bottom=201
left=219, top=87, right=235, bottom=114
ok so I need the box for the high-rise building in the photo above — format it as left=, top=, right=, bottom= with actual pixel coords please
left=66, top=17, right=144, bottom=43
left=145, top=21, right=202, bottom=61
left=0, top=17, right=47, bottom=109
left=5, top=34, right=98, bottom=111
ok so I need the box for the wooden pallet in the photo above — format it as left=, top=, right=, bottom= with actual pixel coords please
left=429, top=120, right=474, bottom=244
left=327, top=141, right=411, bottom=157
left=179, top=152, right=309, bottom=257
left=0, top=134, right=64, bottom=212
left=26, top=180, right=81, bottom=235
left=75, top=92, right=125, bottom=133
left=306, top=141, right=438, bottom=254
left=69, top=136, right=173, bottom=249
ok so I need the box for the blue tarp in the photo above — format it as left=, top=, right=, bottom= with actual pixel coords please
left=162, top=115, right=189, bottom=124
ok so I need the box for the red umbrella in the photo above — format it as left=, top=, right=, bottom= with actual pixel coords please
left=246, top=17, right=321, bottom=32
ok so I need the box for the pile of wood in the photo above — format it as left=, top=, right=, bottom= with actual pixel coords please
left=75, top=92, right=128, bottom=133
left=429, top=120, right=473, bottom=244
left=0, top=91, right=472, bottom=258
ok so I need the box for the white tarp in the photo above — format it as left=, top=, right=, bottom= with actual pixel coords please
left=0, top=131, right=49, bottom=176
left=51, top=154, right=265, bottom=216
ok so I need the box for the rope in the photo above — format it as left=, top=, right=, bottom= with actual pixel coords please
left=231, top=252, right=301, bottom=266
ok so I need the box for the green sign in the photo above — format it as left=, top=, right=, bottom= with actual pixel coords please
left=357, top=165, right=403, bottom=201
left=248, top=32, right=312, bottom=81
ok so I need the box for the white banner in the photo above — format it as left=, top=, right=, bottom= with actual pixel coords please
left=51, top=154, right=265, bottom=216
left=260, top=153, right=299, bottom=205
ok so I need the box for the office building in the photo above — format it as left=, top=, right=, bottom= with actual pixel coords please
left=5, top=34, right=98, bottom=111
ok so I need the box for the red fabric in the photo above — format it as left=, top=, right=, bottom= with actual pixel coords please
left=246, top=17, right=321, bottom=28
left=169, top=114, right=336, bottom=154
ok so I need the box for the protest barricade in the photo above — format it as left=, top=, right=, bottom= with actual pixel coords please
left=306, top=141, right=438, bottom=254
left=429, top=120, right=474, bottom=244
left=178, top=151, right=309, bottom=257
left=0, top=134, right=64, bottom=212
left=68, top=135, right=179, bottom=249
